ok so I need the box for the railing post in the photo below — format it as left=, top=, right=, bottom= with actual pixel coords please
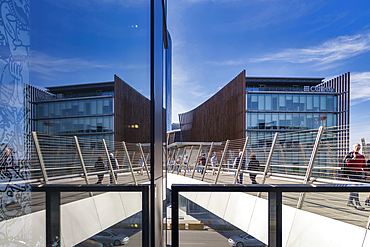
left=32, top=131, right=48, bottom=184
left=122, top=141, right=138, bottom=185
left=102, top=139, right=117, bottom=184
left=214, top=140, right=230, bottom=184
left=171, top=185, right=179, bottom=247
left=46, top=189, right=60, bottom=247
left=177, top=147, right=187, bottom=175
left=73, top=136, right=90, bottom=185
left=138, top=143, right=151, bottom=181
left=201, top=142, right=214, bottom=181
left=142, top=185, right=150, bottom=247
left=233, top=137, right=249, bottom=184
left=257, top=133, right=279, bottom=197
left=297, top=126, right=325, bottom=209
left=268, top=190, right=282, bottom=247
left=183, top=146, right=194, bottom=176
left=191, top=144, right=203, bottom=178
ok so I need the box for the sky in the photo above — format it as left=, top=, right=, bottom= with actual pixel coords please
left=30, top=0, right=370, bottom=141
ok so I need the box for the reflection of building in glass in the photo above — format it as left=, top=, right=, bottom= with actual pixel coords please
left=31, top=75, right=150, bottom=144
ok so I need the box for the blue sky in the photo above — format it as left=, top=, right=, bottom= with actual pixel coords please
left=31, top=0, right=370, bottom=135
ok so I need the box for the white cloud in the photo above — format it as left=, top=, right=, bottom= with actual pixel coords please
left=252, top=32, right=370, bottom=67
left=350, top=71, right=370, bottom=106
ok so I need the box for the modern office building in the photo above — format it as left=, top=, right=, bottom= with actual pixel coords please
left=31, top=75, right=150, bottom=144
left=179, top=70, right=349, bottom=153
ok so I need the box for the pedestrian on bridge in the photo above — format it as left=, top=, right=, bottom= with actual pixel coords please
left=344, top=143, right=368, bottom=210
left=109, top=153, right=119, bottom=183
left=94, top=155, right=105, bottom=184
left=233, top=152, right=246, bottom=184
left=248, top=153, right=260, bottom=184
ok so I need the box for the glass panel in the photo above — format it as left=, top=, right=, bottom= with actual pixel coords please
left=286, top=94, right=293, bottom=111
left=49, top=102, right=55, bottom=117
left=72, top=101, right=78, bottom=115
left=279, top=94, right=286, bottom=111
left=320, top=95, right=327, bottom=111
left=293, top=95, right=299, bottom=111
left=314, top=113, right=320, bottom=128
left=286, top=113, right=292, bottom=130
left=307, top=95, right=313, bottom=111
left=334, top=96, right=338, bottom=112
left=307, top=113, right=313, bottom=129
left=103, top=116, right=110, bottom=132
left=265, top=113, right=272, bottom=129
left=314, top=95, right=320, bottom=111
left=251, top=94, right=258, bottom=110
left=265, top=94, right=272, bottom=111
left=272, top=95, right=278, bottom=111
left=91, top=99, right=97, bottom=115
left=258, top=94, right=265, bottom=111
left=55, top=102, right=61, bottom=117
left=251, top=113, right=258, bottom=129
left=247, top=113, right=251, bottom=129
left=97, top=117, right=103, bottom=132
left=61, top=101, right=66, bottom=117
left=327, top=113, right=333, bottom=127
left=300, top=95, right=306, bottom=111
left=85, top=100, right=91, bottom=115
left=43, top=103, right=49, bottom=118
left=279, top=113, right=285, bottom=129
left=300, top=113, right=306, bottom=129
left=327, top=95, right=334, bottom=112
left=78, top=100, right=84, bottom=116
left=293, top=113, right=299, bottom=129
left=272, top=113, right=278, bottom=129
left=258, top=113, right=265, bottom=129
left=85, top=117, right=91, bottom=133
left=103, top=98, right=110, bottom=113
left=66, top=101, right=72, bottom=116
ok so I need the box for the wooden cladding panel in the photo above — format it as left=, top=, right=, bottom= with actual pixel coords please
left=179, top=70, right=246, bottom=142
left=114, top=75, right=150, bottom=143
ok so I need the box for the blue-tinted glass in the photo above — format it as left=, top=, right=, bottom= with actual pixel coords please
left=279, top=94, right=286, bottom=111
left=320, top=95, right=326, bottom=111
left=279, top=113, right=285, bottom=129
left=85, top=118, right=90, bottom=133
left=43, top=103, right=49, bottom=118
left=293, top=113, right=299, bottom=129
left=91, top=117, right=97, bottom=132
left=49, top=103, right=55, bottom=117
left=251, top=94, right=258, bottom=110
left=265, top=94, right=272, bottom=111
left=61, top=102, right=66, bottom=117
left=307, top=95, right=313, bottom=111
left=247, top=94, right=251, bottom=109
left=103, top=116, right=110, bottom=132
left=293, top=95, right=299, bottom=111
left=313, top=113, right=319, bottom=128
left=286, top=94, right=293, bottom=111
left=286, top=113, right=292, bottom=129
left=251, top=113, right=258, bottom=129
left=258, top=113, right=265, bottom=129
left=334, top=96, right=338, bottom=112
left=66, top=101, right=72, bottom=116
left=97, top=117, right=103, bottom=132
left=300, top=95, right=306, bottom=111
left=247, top=113, right=251, bottom=129
left=55, top=102, right=61, bottom=117
left=313, top=95, right=319, bottom=111
left=85, top=100, right=91, bottom=115
left=91, top=99, right=97, bottom=115
left=300, top=113, right=306, bottom=129
left=272, top=95, right=278, bottom=111
left=272, top=113, right=278, bottom=129
left=78, top=101, right=84, bottom=116
left=258, top=94, right=265, bottom=111
left=103, top=98, right=110, bottom=114
left=265, top=113, right=272, bottom=129
left=307, top=113, right=313, bottom=129
left=327, top=95, right=334, bottom=111
left=327, top=113, right=333, bottom=127
left=72, top=101, right=78, bottom=116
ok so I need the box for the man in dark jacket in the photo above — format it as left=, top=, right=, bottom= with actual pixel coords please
left=200, top=153, right=207, bottom=175
left=248, top=153, right=260, bottom=184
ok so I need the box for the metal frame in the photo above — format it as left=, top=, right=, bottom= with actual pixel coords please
left=32, top=184, right=150, bottom=247
left=32, top=131, right=49, bottom=184
left=122, top=141, right=138, bottom=185
left=138, top=143, right=151, bottom=181
left=171, top=183, right=370, bottom=247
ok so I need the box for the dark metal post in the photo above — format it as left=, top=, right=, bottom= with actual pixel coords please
left=268, top=191, right=282, bottom=247
left=142, top=185, right=150, bottom=247
left=46, top=190, right=60, bottom=247
left=171, top=186, right=179, bottom=247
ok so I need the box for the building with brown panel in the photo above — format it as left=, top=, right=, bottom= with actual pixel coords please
left=31, top=75, right=150, bottom=144
left=179, top=70, right=350, bottom=155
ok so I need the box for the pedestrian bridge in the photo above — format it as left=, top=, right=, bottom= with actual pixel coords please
left=2, top=125, right=370, bottom=246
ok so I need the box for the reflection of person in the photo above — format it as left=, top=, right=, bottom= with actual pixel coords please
left=94, top=155, right=105, bottom=184
left=233, top=152, right=246, bottom=184
left=109, top=153, right=119, bottom=183
left=344, top=143, right=367, bottom=210
left=248, top=153, right=260, bottom=184
left=211, top=154, right=217, bottom=175
left=200, top=153, right=207, bottom=175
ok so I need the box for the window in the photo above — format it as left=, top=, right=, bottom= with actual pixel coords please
left=258, top=113, right=265, bottom=129
left=279, top=94, right=286, bottom=111
left=251, top=94, right=258, bottom=110
left=293, top=95, right=299, bottom=111
left=307, top=95, right=313, bottom=111
left=300, top=113, right=306, bottom=129
left=279, top=113, right=285, bottom=129
left=286, top=113, right=292, bottom=129
left=307, top=113, right=313, bottom=129
left=300, top=95, right=306, bottom=111
left=320, top=95, right=326, bottom=111
left=272, top=95, right=278, bottom=111
left=293, top=113, right=299, bottom=129
left=327, top=95, right=334, bottom=111
left=265, top=94, right=272, bottom=111
left=258, top=94, right=265, bottom=111
left=286, top=94, right=292, bottom=111
left=265, top=113, right=272, bottom=129
left=272, top=113, right=278, bottom=129
left=251, top=113, right=257, bottom=129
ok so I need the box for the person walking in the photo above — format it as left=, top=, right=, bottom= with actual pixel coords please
left=233, top=152, right=246, bottom=184
left=184, top=156, right=189, bottom=172
left=344, top=143, right=368, bottom=210
left=94, top=155, right=105, bottom=184
left=200, top=153, right=207, bottom=175
left=248, top=153, right=260, bottom=184
left=109, top=153, right=119, bottom=183
left=211, top=153, right=217, bottom=175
